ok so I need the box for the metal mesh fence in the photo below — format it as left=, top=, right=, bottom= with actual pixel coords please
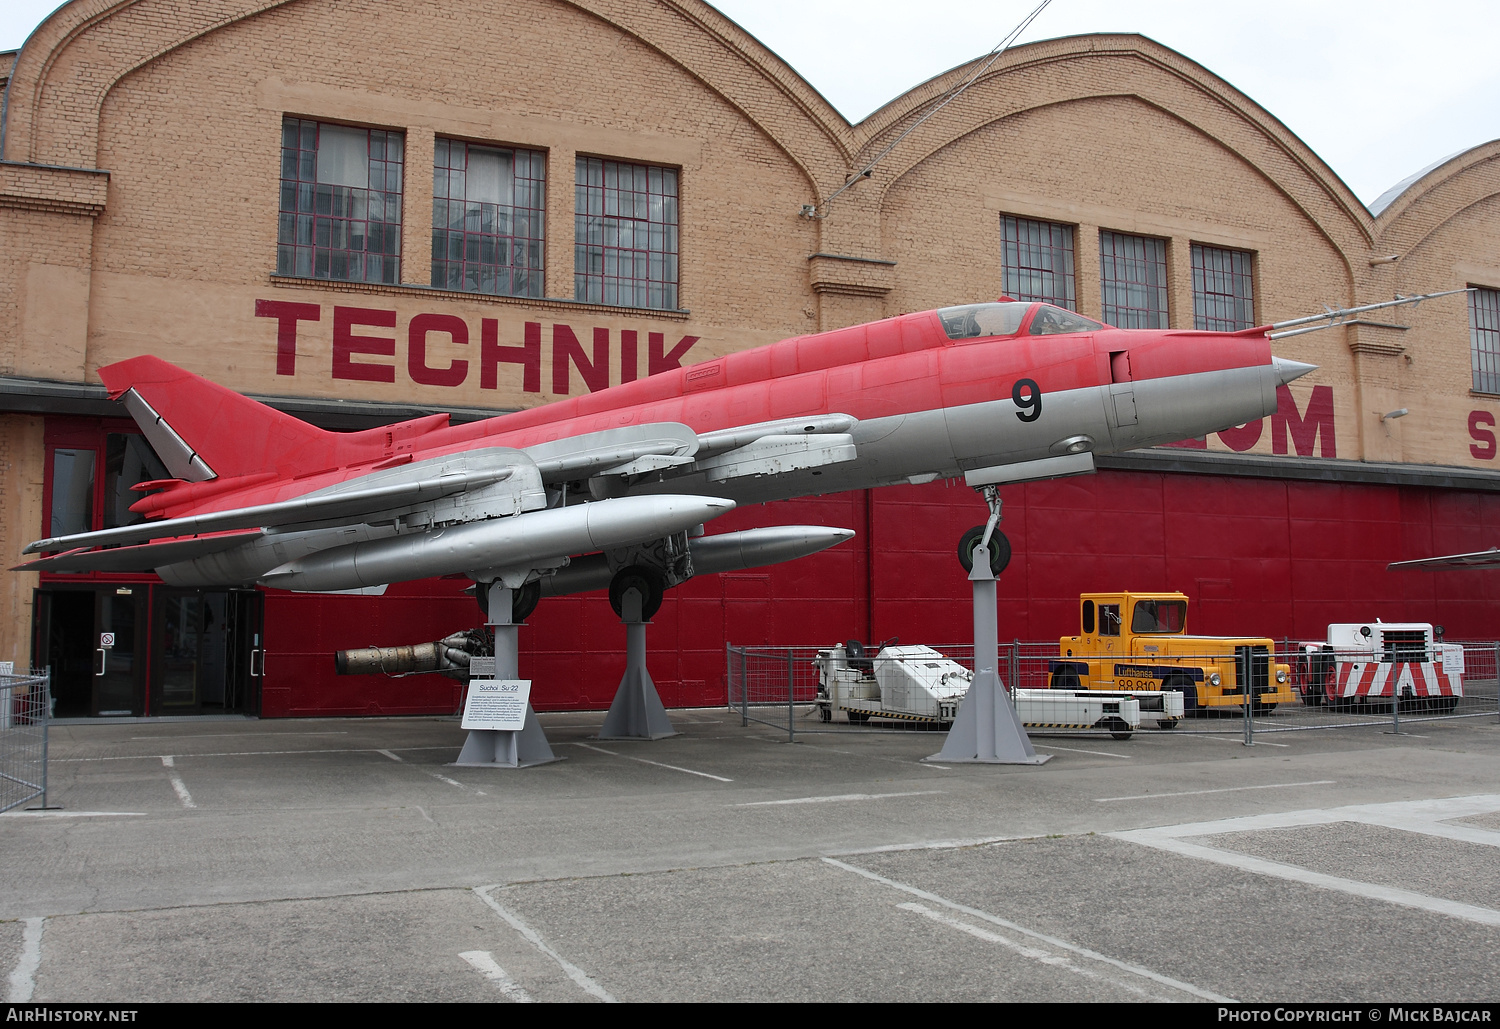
left=1, top=671, right=50, bottom=813
left=1262, top=639, right=1499, bottom=735
left=727, top=641, right=1500, bottom=742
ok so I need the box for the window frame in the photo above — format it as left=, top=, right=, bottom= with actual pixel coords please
left=1470, top=285, right=1500, bottom=396
left=1191, top=243, right=1257, bottom=331
left=1000, top=214, right=1077, bottom=310
left=431, top=137, right=547, bottom=298
left=1099, top=230, right=1170, bottom=329
left=40, top=419, right=168, bottom=583
left=276, top=117, right=405, bottom=286
left=574, top=155, right=681, bottom=311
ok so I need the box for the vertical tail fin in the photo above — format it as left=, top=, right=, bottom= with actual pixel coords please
left=98, top=356, right=340, bottom=480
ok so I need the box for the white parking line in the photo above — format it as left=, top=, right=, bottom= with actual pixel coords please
left=459, top=951, right=534, bottom=1002
left=160, top=756, right=196, bottom=809
left=473, top=887, right=615, bottom=1002
left=566, top=742, right=732, bottom=782
left=896, top=902, right=1168, bottom=1000
left=2, top=811, right=144, bottom=818
left=735, top=791, right=943, bottom=807
left=840, top=833, right=1030, bottom=854
left=1031, top=743, right=1132, bottom=759
left=55, top=746, right=457, bottom=762
left=376, top=750, right=403, bottom=762
left=1096, top=780, right=1336, bottom=803
left=822, top=857, right=1231, bottom=1002
left=129, top=732, right=348, bottom=740
left=1111, top=794, right=1500, bottom=927
left=1197, top=734, right=1291, bottom=747
left=6, top=917, right=44, bottom=1002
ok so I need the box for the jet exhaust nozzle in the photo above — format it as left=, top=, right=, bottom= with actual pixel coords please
left=335, top=630, right=491, bottom=679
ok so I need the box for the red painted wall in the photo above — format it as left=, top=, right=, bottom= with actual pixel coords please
left=262, top=469, right=1500, bottom=715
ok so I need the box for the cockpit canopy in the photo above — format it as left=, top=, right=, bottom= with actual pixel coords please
left=937, top=302, right=1103, bottom=341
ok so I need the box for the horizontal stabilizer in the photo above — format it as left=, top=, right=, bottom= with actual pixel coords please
left=13, top=530, right=262, bottom=573
left=24, top=466, right=513, bottom=555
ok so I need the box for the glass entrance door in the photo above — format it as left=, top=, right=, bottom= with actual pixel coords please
left=224, top=590, right=265, bottom=715
left=95, top=588, right=143, bottom=716
left=152, top=589, right=263, bottom=715
left=33, top=586, right=147, bottom=717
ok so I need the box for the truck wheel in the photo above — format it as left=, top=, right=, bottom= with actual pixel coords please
left=957, top=526, right=1011, bottom=575
left=1305, top=651, right=1334, bottom=707
left=1252, top=701, right=1277, bottom=714
left=818, top=705, right=832, bottom=722
left=1296, top=656, right=1322, bottom=706
left=1156, top=718, right=1179, bottom=730
left=1430, top=696, right=1459, bottom=714
left=1105, top=717, right=1132, bottom=741
left=1050, top=668, right=1081, bottom=690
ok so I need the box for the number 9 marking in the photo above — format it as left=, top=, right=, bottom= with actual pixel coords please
left=1013, top=378, right=1042, bottom=422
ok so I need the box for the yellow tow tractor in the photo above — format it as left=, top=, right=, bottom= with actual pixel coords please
left=1049, top=591, right=1295, bottom=715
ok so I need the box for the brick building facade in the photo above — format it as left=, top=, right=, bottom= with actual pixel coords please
left=2, top=0, right=1498, bottom=716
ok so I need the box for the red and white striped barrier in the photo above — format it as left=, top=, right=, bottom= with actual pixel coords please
left=1331, top=660, right=1463, bottom=700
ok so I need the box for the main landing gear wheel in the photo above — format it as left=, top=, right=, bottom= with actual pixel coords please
left=609, top=565, right=666, bottom=620
left=475, top=578, right=542, bottom=622
left=957, top=526, right=1012, bottom=575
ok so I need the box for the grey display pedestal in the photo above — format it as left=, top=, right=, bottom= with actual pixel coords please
left=453, top=584, right=561, bottom=769
left=927, top=539, right=1050, bottom=766
left=599, top=587, right=679, bottom=740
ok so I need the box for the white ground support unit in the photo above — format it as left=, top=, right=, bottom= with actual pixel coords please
left=813, top=644, right=1150, bottom=738
left=1058, top=689, right=1184, bottom=730
left=1296, top=621, right=1464, bottom=711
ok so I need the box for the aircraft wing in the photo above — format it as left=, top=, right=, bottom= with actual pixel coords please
left=14, top=410, right=863, bottom=586
left=1387, top=548, right=1500, bottom=570
left=530, top=415, right=860, bottom=493
left=16, top=530, right=263, bottom=573
left=21, top=464, right=515, bottom=556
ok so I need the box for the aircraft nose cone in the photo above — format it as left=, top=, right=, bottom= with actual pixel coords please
left=1272, top=357, right=1318, bottom=386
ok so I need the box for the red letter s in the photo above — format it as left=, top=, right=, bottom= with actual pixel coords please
left=1469, top=410, right=1496, bottom=459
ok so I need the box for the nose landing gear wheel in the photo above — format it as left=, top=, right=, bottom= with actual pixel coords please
left=957, top=526, right=1012, bottom=575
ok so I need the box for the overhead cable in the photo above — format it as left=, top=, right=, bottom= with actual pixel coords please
left=803, top=0, right=1053, bottom=219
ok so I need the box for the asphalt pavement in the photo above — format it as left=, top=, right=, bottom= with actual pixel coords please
left=4, top=708, right=1499, bottom=1002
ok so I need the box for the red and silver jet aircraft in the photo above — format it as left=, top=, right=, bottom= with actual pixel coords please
left=18, top=299, right=1315, bottom=616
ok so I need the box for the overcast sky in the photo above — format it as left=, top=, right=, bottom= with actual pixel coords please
left=4, top=0, right=1497, bottom=206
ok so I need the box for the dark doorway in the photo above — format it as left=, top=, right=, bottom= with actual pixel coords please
left=151, top=589, right=262, bottom=715
left=34, top=586, right=147, bottom=717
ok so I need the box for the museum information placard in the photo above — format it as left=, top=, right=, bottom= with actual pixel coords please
left=461, top=679, right=531, bottom=731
